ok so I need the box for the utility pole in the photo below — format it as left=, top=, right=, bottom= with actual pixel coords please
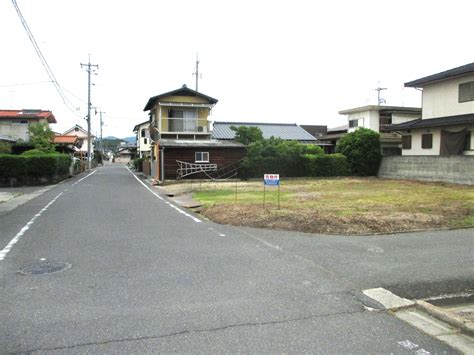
left=374, top=83, right=387, bottom=106
left=81, top=56, right=98, bottom=170
left=192, top=53, right=201, bottom=91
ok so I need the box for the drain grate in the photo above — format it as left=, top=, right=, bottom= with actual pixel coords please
left=19, top=261, right=71, bottom=275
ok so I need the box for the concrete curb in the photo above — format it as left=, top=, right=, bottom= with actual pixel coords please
left=416, top=300, right=474, bottom=336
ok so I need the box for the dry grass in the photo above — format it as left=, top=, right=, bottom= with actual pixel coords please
left=166, top=178, right=474, bottom=235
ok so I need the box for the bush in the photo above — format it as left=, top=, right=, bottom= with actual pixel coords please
left=0, top=154, right=26, bottom=177
left=0, top=153, right=71, bottom=179
left=336, top=128, right=382, bottom=176
left=0, top=142, right=12, bottom=154
left=302, top=153, right=350, bottom=177
left=133, top=157, right=144, bottom=171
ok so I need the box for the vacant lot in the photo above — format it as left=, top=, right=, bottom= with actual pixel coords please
left=166, top=178, right=474, bottom=235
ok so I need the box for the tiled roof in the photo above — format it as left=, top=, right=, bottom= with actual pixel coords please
left=405, top=62, right=474, bottom=87
left=133, top=120, right=150, bottom=132
left=386, top=113, right=474, bottom=131
left=212, top=122, right=317, bottom=142
left=144, top=85, right=218, bottom=111
left=53, top=135, right=78, bottom=144
left=0, top=109, right=57, bottom=123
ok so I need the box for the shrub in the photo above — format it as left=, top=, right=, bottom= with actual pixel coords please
left=0, top=154, right=26, bottom=177
left=302, top=153, right=350, bottom=177
left=336, top=128, right=382, bottom=176
left=0, top=142, right=12, bottom=154
left=133, top=157, right=145, bottom=171
left=0, top=153, right=71, bottom=179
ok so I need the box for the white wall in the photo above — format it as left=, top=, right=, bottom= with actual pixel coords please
left=402, top=125, right=474, bottom=156
left=347, top=110, right=377, bottom=132
left=422, top=74, right=474, bottom=119
left=392, top=113, right=420, bottom=124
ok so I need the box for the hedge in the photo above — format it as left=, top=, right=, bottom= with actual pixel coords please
left=240, top=153, right=350, bottom=179
left=0, top=153, right=71, bottom=179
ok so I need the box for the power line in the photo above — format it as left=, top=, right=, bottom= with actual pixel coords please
left=0, top=80, right=53, bottom=88
left=11, top=0, right=83, bottom=118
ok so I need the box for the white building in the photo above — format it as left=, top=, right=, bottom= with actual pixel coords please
left=339, top=105, right=421, bottom=155
left=388, top=63, right=474, bottom=156
left=62, top=124, right=95, bottom=158
left=133, top=120, right=151, bottom=158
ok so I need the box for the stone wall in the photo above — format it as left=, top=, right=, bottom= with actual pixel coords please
left=378, top=156, right=474, bottom=185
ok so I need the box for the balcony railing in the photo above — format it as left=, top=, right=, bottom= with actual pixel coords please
left=164, top=118, right=210, bottom=133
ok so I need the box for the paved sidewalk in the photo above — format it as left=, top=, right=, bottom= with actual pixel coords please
left=0, top=185, right=56, bottom=216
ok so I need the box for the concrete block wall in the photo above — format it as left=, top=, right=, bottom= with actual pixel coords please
left=378, top=156, right=474, bottom=185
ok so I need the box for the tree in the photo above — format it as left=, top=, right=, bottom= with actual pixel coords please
left=28, top=123, right=55, bottom=152
left=336, top=128, right=382, bottom=176
left=230, top=125, right=264, bottom=145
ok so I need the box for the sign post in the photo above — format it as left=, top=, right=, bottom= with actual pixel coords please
left=263, top=174, right=280, bottom=210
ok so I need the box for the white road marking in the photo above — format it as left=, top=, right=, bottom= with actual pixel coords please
left=363, top=287, right=415, bottom=310
left=127, top=168, right=201, bottom=223
left=73, top=169, right=97, bottom=185
left=0, top=192, right=63, bottom=261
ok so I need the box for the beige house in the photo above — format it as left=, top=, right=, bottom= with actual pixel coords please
left=0, top=109, right=56, bottom=142
left=133, top=120, right=151, bottom=158
left=339, top=105, right=421, bottom=155
left=387, top=63, right=474, bottom=156
left=62, top=125, right=95, bottom=158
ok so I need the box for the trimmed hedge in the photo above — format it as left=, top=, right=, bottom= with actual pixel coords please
left=0, top=153, right=71, bottom=179
left=301, top=153, right=350, bottom=177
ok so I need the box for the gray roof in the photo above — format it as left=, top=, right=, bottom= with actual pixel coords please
left=144, top=85, right=218, bottom=111
left=405, top=62, right=474, bottom=87
left=339, top=105, right=421, bottom=115
left=159, top=139, right=245, bottom=148
left=386, top=113, right=474, bottom=131
left=212, top=121, right=317, bottom=142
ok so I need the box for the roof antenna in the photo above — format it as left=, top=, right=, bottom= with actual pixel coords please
left=374, top=82, right=387, bottom=105
left=192, top=53, right=202, bottom=92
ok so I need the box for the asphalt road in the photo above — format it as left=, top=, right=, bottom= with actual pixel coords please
left=0, top=164, right=471, bottom=353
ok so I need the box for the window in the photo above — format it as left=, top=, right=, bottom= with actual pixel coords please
left=459, top=81, right=474, bottom=102
left=195, top=152, right=209, bottom=163
left=464, top=131, right=472, bottom=151
left=349, top=119, right=359, bottom=128
left=141, top=129, right=146, bottom=137
left=421, top=133, right=432, bottom=149
left=169, top=109, right=197, bottom=132
left=402, top=135, right=412, bottom=149
left=144, top=138, right=148, bottom=145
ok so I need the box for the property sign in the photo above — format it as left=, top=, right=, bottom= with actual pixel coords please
left=264, top=174, right=280, bottom=186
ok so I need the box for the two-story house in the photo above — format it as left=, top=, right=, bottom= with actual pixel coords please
left=387, top=63, right=474, bottom=156
left=338, top=105, right=421, bottom=155
left=0, top=109, right=56, bottom=142
left=62, top=124, right=94, bottom=159
left=132, top=120, right=151, bottom=158
left=143, top=85, right=245, bottom=182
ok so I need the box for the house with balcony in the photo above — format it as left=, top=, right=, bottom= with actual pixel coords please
left=339, top=105, right=421, bottom=155
left=143, top=85, right=245, bottom=181
left=386, top=63, right=474, bottom=156
left=0, top=109, right=56, bottom=143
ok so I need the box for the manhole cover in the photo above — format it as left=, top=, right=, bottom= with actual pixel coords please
left=19, top=261, right=71, bottom=275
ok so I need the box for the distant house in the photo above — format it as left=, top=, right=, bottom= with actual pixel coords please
left=339, top=105, right=421, bottom=156
left=115, top=146, right=136, bottom=164
left=53, top=135, right=80, bottom=154
left=133, top=120, right=151, bottom=158
left=62, top=125, right=95, bottom=159
left=212, top=122, right=319, bottom=143
left=318, top=124, right=348, bottom=153
left=387, top=63, right=474, bottom=156
left=0, top=109, right=56, bottom=142
left=143, top=85, right=246, bottom=181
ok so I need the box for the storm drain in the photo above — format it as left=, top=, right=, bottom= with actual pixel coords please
left=19, top=261, right=71, bottom=275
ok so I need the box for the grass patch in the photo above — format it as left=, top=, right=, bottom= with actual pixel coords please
left=165, top=178, right=474, bottom=235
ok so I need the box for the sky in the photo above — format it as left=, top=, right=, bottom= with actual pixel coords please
left=1, top=0, right=473, bottom=139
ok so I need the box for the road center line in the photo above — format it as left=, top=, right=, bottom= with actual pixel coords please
left=0, top=191, right=64, bottom=261
left=127, top=168, right=201, bottom=223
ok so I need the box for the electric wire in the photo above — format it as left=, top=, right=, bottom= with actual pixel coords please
left=11, top=0, right=84, bottom=118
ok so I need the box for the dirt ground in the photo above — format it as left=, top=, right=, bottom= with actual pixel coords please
left=166, top=178, right=474, bottom=235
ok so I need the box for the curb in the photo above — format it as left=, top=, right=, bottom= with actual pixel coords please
left=416, top=300, right=474, bottom=336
